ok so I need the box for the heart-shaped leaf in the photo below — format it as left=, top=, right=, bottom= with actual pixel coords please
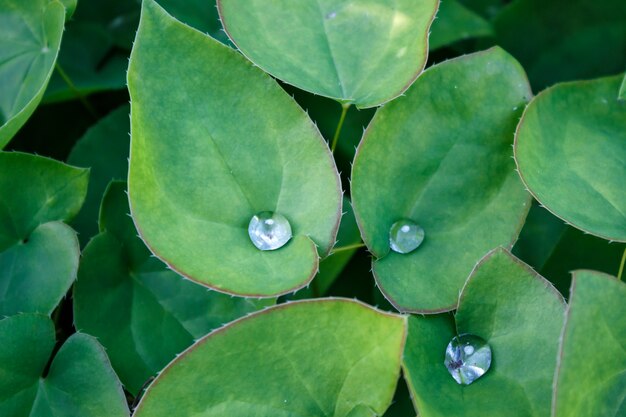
left=74, top=181, right=274, bottom=394
left=494, top=0, right=626, bottom=90
left=402, top=248, right=565, bottom=417
left=0, top=314, right=129, bottom=416
left=0, top=152, right=88, bottom=315
left=133, top=299, right=407, bottom=417
left=218, top=0, right=439, bottom=108
left=515, top=75, right=626, bottom=242
left=351, top=47, right=532, bottom=312
left=0, top=0, right=65, bottom=147
left=128, top=0, right=342, bottom=297
left=552, top=270, right=626, bottom=417
left=429, top=0, right=493, bottom=51
left=68, top=105, right=130, bottom=244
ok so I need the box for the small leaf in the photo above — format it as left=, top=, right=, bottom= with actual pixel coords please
left=128, top=0, right=342, bottom=297
left=0, top=152, right=88, bottom=315
left=218, top=0, right=439, bottom=108
left=0, top=0, right=65, bottom=147
left=0, top=314, right=129, bottom=416
left=402, top=249, right=565, bottom=417
left=429, top=0, right=493, bottom=51
left=74, top=181, right=274, bottom=394
left=515, top=75, right=626, bottom=242
left=552, top=270, right=626, bottom=417
left=494, top=0, right=626, bottom=90
left=351, top=47, right=532, bottom=312
left=68, top=105, right=130, bottom=244
left=133, top=299, right=407, bottom=417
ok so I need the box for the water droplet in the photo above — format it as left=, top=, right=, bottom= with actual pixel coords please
left=248, top=211, right=292, bottom=251
left=326, top=11, right=337, bottom=19
left=444, top=334, right=492, bottom=385
left=389, top=219, right=424, bottom=254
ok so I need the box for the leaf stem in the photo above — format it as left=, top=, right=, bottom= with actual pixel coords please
left=618, top=247, right=626, bottom=281
left=54, top=63, right=98, bottom=119
left=330, top=103, right=350, bottom=154
left=331, top=242, right=365, bottom=254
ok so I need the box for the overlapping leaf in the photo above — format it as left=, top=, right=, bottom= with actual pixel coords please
left=133, top=299, right=407, bottom=417
left=0, top=0, right=65, bottom=146
left=0, top=152, right=87, bottom=316
left=552, top=270, right=626, bottom=417
left=128, top=0, right=342, bottom=297
left=0, top=314, right=129, bottom=416
left=403, top=249, right=565, bottom=417
left=429, top=0, right=493, bottom=50
left=74, top=181, right=273, bottom=394
left=351, top=47, right=531, bottom=312
left=218, top=0, right=439, bottom=108
left=68, top=105, right=130, bottom=244
left=515, top=75, right=626, bottom=242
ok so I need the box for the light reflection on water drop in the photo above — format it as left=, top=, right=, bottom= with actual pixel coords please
left=444, top=334, right=492, bottom=385
left=248, top=211, right=292, bottom=251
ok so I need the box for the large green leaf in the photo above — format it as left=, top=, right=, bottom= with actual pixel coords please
left=74, top=181, right=273, bottom=395
left=128, top=0, right=342, bottom=297
left=218, top=0, right=439, bottom=108
left=351, top=47, right=531, bottom=312
left=0, top=314, right=129, bottom=417
left=133, top=299, right=407, bottom=417
left=429, top=0, right=493, bottom=51
left=515, top=75, right=626, bottom=242
left=0, top=0, right=65, bottom=147
left=403, top=249, right=565, bottom=417
left=0, top=152, right=87, bottom=315
left=68, top=105, right=130, bottom=244
left=553, top=270, right=626, bottom=417
left=494, top=0, right=626, bottom=90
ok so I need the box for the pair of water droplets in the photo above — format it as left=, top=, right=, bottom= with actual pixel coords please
left=248, top=212, right=427, bottom=254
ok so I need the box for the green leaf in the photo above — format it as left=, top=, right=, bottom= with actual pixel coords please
left=494, top=0, right=626, bottom=90
left=0, top=0, right=65, bottom=147
left=218, top=0, right=439, bottom=108
left=67, top=105, right=130, bottom=244
left=74, top=181, right=274, bottom=394
left=429, top=0, right=493, bottom=51
left=133, top=299, right=407, bottom=417
left=619, top=74, right=626, bottom=100
left=553, top=271, right=626, bottom=417
left=515, top=75, right=626, bottom=242
left=128, top=0, right=342, bottom=297
left=0, top=314, right=129, bottom=417
left=403, top=249, right=565, bottom=417
left=0, top=152, right=88, bottom=315
left=351, top=47, right=531, bottom=312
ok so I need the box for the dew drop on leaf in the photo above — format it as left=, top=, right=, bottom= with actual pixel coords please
left=444, top=334, right=492, bottom=385
left=248, top=211, right=292, bottom=250
left=389, top=219, right=424, bottom=254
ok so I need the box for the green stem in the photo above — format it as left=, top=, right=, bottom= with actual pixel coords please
left=55, top=63, right=98, bottom=118
left=617, top=247, right=626, bottom=281
left=330, top=103, right=350, bottom=154
left=331, top=242, right=365, bottom=254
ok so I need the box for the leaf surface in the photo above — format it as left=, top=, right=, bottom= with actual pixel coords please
left=0, top=314, right=128, bottom=417
left=218, top=0, right=439, bottom=108
left=0, top=0, right=65, bottom=146
left=403, top=249, right=565, bottom=417
left=515, top=75, right=626, bottom=242
left=128, top=0, right=342, bottom=297
left=0, top=152, right=87, bottom=315
left=133, top=299, right=407, bottom=417
left=552, top=270, right=626, bottom=417
left=351, top=47, right=531, bottom=312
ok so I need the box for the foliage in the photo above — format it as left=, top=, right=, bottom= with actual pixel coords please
left=0, top=0, right=624, bottom=416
